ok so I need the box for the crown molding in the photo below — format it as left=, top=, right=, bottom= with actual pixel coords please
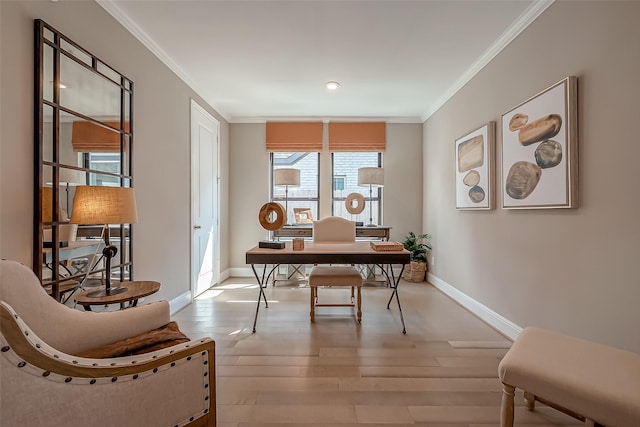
left=96, top=0, right=231, bottom=123
left=229, top=116, right=423, bottom=124
left=421, top=0, right=555, bottom=122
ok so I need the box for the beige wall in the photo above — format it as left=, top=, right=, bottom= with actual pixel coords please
left=229, top=122, right=424, bottom=272
left=424, top=1, right=640, bottom=353
left=0, top=1, right=230, bottom=304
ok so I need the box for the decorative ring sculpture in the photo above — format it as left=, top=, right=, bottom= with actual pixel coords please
left=345, top=192, right=366, bottom=215
left=258, top=202, right=286, bottom=231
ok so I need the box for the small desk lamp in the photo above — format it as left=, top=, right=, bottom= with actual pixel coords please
left=358, top=167, right=384, bottom=227
left=70, top=186, right=138, bottom=297
left=274, top=168, right=300, bottom=225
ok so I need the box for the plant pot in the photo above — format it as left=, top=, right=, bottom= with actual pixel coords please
left=402, top=261, right=427, bottom=282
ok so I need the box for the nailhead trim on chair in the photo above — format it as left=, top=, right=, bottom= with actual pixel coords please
left=1, top=306, right=214, bottom=427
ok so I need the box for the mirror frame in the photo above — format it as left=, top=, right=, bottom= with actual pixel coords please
left=34, top=20, right=135, bottom=300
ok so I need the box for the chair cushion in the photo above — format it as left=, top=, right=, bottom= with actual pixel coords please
left=74, top=321, right=190, bottom=358
left=308, top=266, right=363, bottom=287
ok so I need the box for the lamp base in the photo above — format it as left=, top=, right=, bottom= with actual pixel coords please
left=365, top=223, right=377, bottom=227
left=86, top=286, right=129, bottom=298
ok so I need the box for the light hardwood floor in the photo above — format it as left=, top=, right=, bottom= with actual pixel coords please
left=172, top=277, right=580, bottom=427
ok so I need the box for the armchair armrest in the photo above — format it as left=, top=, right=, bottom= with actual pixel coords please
left=1, top=302, right=215, bottom=426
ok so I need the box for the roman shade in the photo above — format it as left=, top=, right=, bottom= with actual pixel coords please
left=328, top=122, right=386, bottom=151
left=72, top=121, right=129, bottom=152
left=266, top=122, right=323, bottom=152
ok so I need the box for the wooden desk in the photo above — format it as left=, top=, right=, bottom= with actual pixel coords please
left=273, top=225, right=392, bottom=241
left=75, top=280, right=160, bottom=311
left=246, top=241, right=410, bottom=333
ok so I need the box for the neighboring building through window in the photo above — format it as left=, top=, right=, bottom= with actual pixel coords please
left=271, top=152, right=319, bottom=224
left=86, top=153, right=121, bottom=186
left=332, top=152, right=382, bottom=224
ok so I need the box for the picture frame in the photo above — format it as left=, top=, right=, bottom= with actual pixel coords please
left=455, top=122, right=495, bottom=210
left=294, top=207, right=313, bottom=224
left=501, top=76, right=578, bottom=209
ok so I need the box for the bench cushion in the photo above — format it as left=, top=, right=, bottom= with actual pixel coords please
left=499, top=326, right=640, bottom=427
left=308, top=266, right=363, bottom=287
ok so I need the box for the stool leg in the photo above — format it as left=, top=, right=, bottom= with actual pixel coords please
left=501, top=383, right=515, bottom=427
left=523, top=391, right=535, bottom=411
left=310, top=287, right=315, bottom=322
left=356, top=287, right=362, bottom=323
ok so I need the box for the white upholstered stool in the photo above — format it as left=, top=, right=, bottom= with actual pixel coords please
left=308, top=265, right=363, bottom=323
left=498, top=326, right=640, bottom=427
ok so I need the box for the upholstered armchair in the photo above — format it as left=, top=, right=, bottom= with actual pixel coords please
left=0, top=260, right=215, bottom=426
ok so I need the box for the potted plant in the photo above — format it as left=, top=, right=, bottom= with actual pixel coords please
left=401, top=232, right=432, bottom=282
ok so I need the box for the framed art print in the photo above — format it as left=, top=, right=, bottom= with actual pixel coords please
left=455, top=122, right=495, bottom=210
left=501, top=76, right=578, bottom=209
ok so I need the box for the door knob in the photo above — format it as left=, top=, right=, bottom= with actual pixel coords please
left=193, top=225, right=201, bottom=229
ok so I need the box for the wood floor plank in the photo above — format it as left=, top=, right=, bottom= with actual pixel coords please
left=171, top=278, right=576, bottom=425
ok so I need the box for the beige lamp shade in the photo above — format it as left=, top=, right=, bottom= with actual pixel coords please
left=358, top=167, right=384, bottom=187
left=70, top=186, right=138, bottom=225
left=274, top=168, right=300, bottom=186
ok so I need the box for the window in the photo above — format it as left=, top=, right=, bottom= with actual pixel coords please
left=85, top=153, right=121, bottom=186
left=332, top=152, right=382, bottom=224
left=271, top=152, right=319, bottom=224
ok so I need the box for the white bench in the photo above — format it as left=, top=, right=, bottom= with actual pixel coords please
left=498, top=327, right=640, bottom=427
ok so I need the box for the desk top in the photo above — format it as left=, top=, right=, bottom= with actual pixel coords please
left=43, top=240, right=104, bottom=263
left=246, top=241, right=409, bottom=265
left=75, top=280, right=160, bottom=306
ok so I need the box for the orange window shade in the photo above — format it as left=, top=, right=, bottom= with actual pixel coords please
left=72, top=121, right=129, bottom=152
left=328, top=122, right=386, bottom=151
left=266, top=122, right=323, bottom=152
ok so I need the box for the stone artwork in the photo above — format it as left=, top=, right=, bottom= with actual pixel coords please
left=501, top=76, right=577, bottom=209
left=504, top=111, right=564, bottom=200
left=455, top=122, right=494, bottom=210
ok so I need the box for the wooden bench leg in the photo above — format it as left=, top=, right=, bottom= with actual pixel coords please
left=501, top=383, right=515, bottom=427
left=310, top=287, right=315, bottom=322
left=356, top=287, right=362, bottom=323
left=524, top=391, right=536, bottom=411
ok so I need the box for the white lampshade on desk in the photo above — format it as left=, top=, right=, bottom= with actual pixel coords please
left=358, top=167, right=384, bottom=226
left=274, top=168, right=300, bottom=225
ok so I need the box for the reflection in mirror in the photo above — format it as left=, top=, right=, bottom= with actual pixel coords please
left=35, top=19, right=134, bottom=301
left=60, top=53, right=121, bottom=120
left=43, top=104, right=54, bottom=163
left=60, top=38, right=92, bottom=67
left=43, top=43, right=54, bottom=103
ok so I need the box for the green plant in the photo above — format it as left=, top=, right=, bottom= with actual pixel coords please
left=402, top=232, right=432, bottom=263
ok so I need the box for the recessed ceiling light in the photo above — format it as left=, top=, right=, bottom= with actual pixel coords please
left=325, top=81, right=340, bottom=90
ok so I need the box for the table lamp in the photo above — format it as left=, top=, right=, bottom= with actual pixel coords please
left=274, top=168, right=300, bottom=225
left=70, top=185, right=138, bottom=297
left=357, top=167, right=384, bottom=227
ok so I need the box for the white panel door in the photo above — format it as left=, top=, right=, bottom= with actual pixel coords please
left=191, top=100, right=220, bottom=298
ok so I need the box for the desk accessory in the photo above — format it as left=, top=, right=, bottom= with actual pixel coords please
left=274, top=168, right=300, bottom=225
left=358, top=167, right=384, bottom=226
left=257, top=202, right=286, bottom=249
left=258, top=241, right=286, bottom=249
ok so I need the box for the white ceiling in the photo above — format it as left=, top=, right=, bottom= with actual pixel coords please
left=99, top=0, right=553, bottom=123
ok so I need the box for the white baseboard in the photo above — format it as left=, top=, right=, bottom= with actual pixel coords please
left=219, top=268, right=232, bottom=282
left=427, top=272, right=522, bottom=341
left=169, top=290, right=192, bottom=316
